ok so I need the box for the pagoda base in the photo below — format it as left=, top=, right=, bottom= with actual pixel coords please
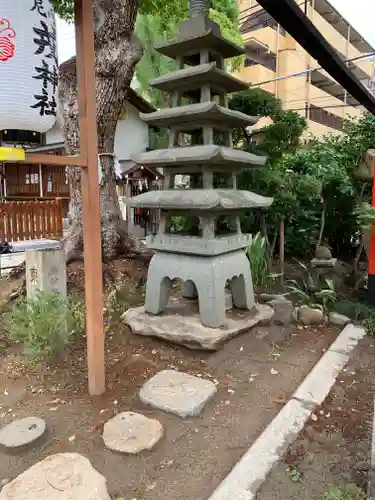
left=144, top=249, right=255, bottom=328
left=122, top=298, right=274, bottom=351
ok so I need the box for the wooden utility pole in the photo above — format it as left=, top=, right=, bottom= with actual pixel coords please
left=74, top=0, right=105, bottom=395
left=1, top=0, right=106, bottom=395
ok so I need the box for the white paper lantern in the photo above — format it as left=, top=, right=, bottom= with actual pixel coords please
left=0, top=0, right=58, bottom=140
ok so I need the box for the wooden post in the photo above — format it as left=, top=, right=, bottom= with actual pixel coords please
left=75, top=0, right=105, bottom=395
left=368, top=162, right=375, bottom=306
left=279, top=216, right=285, bottom=286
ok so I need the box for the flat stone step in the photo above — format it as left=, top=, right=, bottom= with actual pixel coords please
left=102, top=412, right=164, bottom=454
left=0, top=453, right=110, bottom=499
left=0, top=417, right=46, bottom=455
left=140, top=370, right=217, bottom=418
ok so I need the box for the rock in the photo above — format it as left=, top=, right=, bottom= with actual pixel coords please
left=329, top=312, right=350, bottom=327
left=102, top=412, right=163, bottom=454
left=123, top=303, right=274, bottom=350
left=299, top=305, right=324, bottom=325
left=268, top=299, right=294, bottom=326
left=315, top=246, right=332, bottom=260
left=311, top=258, right=337, bottom=268
left=140, top=370, right=217, bottom=418
left=0, top=417, right=46, bottom=455
left=259, top=293, right=288, bottom=303
left=0, top=453, right=110, bottom=500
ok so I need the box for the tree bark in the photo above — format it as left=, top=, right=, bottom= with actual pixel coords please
left=59, top=0, right=143, bottom=261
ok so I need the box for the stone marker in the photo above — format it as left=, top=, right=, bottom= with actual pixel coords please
left=299, top=305, right=324, bottom=325
left=329, top=312, right=350, bottom=327
left=140, top=370, right=217, bottom=418
left=0, top=453, right=110, bottom=500
left=103, top=412, right=164, bottom=454
left=268, top=299, right=294, bottom=326
left=0, top=417, right=46, bottom=455
left=26, top=246, right=67, bottom=300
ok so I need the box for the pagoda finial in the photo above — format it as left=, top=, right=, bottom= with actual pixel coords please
left=189, top=0, right=209, bottom=18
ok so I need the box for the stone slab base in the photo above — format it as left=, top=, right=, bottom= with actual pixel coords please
left=122, top=298, right=274, bottom=350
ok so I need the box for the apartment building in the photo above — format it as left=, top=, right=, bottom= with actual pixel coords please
left=237, top=0, right=375, bottom=136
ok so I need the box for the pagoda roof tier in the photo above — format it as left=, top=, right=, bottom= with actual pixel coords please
left=127, top=189, right=273, bottom=211
left=139, top=102, right=258, bottom=130
left=155, top=30, right=244, bottom=65
left=150, top=63, right=248, bottom=97
left=132, top=145, right=267, bottom=170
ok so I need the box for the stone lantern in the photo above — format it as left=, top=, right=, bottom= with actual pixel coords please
left=124, top=0, right=273, bottom=343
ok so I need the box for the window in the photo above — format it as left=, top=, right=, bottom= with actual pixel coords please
left=25, top=172, right=39, bottom=184
left=244, top=58, right=257, bottom=68
left=47, top=173, right=53, bottom=193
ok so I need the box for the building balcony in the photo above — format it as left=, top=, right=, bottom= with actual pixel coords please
left=242, top=26, right=282, bottom=54
left=313, top=0, right=373, bottom=54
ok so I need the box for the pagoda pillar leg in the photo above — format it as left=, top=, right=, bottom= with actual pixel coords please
left=145, top=255, right=173, bottom=315
left=230, top=253, right=255, bottom=310
left=197, top=284, right=226, bottom=328
left=182, top=280, right=198, bottom=299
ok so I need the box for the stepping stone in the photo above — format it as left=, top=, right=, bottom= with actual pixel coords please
left=140, top=370, right=217, bottom=418
left=103, top=412, right=163, bottom=454
left=0, top=417, right=46, bottom=455
left=0, top=453, right=110, bottom=500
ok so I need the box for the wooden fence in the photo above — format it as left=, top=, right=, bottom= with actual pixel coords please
left=0, top=199, right=63, bottom=242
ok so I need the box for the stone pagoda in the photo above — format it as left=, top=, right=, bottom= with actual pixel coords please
left=127, top=4, right=273, bottom=330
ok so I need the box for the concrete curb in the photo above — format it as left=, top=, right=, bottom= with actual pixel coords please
left=208, top=324, right=366, bottom=500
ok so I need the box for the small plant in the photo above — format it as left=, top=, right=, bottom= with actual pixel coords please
left=286, top=261, right=337, bottom=311
left=247, top=232, right=270, bottom=290
left=286, top=467, right=302, bottom=483
left=319, top=484, right=365, bottom=500
left=4, top=292, right=85, bottom=364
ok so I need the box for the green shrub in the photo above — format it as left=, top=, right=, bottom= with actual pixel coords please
left=4, top=292, right=85, bottom=364
left=334, top=299, right=375, bottom=335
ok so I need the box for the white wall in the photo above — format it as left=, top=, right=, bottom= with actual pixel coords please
left=114, top=102, right=149, bottom=161
left=46, top=101, right=149, bottom=161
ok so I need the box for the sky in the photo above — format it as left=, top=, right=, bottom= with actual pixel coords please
left=56, top=0, right=375, bottom=63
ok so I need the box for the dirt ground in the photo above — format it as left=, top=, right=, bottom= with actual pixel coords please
left=256, top=335, right=375, bottom=500
left=0, top=308, right=339, bottom=500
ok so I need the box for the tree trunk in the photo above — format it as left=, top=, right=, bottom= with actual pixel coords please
left=59, top=0, right=143, bottom=261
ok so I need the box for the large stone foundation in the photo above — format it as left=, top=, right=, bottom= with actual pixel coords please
left=123, top=298, right=273, bottom=350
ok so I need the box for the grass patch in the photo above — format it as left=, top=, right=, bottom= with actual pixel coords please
left=335, top=299, right=375, bottom=335
left=319, top=484, right=365, bottom=500
left=4, top=292, right=85, bottom=364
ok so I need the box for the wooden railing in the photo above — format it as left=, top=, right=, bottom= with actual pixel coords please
left=0, top=199, right=63, bottom=242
